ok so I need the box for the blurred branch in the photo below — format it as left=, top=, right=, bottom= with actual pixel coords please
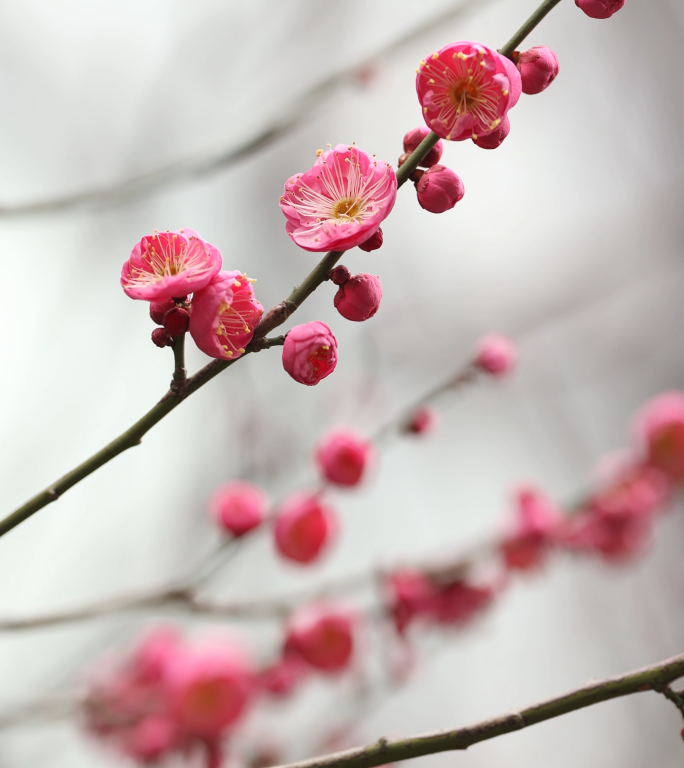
left=270, top=652, right=684, bottom=768
left=0, top=0, right=485, bottom=217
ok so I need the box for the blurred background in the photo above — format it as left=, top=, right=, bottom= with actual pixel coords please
left=1, top=0, right=684, bottom=765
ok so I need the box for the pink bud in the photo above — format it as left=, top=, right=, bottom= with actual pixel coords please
left=406, top=406, right=438, bottom=436
left=500, top=487, right=563, bottom=572
left=285, top=603, right=356, bottom=673
left=402, top=127, right=444, bottom=168
left=334, top=273, right=382, bottom=322
left=517, top=47, right=559, bottom=94
left=282, top=322, right=338, bottom=386
left=415, top=165, right=464, bottom=213
left=274, top=492, right=337, bottom=564
left=315, top=428, right=374, bottom=487
left=150, top=298, right=176, bottom=325
left=473, top=116, right=511, bottom=150
left=474, top=334, right=516, bottom=377
left=259, top=651, right=308, bottom=698
left=209, top=481, right=268, bottom=537
left=358, top=227, right=384, bottom=252
left=329, top=265, right=351, bottom=285
left=151, top=328, right=171, bottom=348
left=575, top=0, right=625, bottom=19
left=163, top=307, right=190, bottom=337
left=633, top=392, right=684, bottom=481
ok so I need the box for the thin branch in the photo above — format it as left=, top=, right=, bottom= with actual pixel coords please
left=269, top=652, right=684, bottom=768
left=0, top=0, right=486, bottom=217
left=499, top=0, right=565, bottom=59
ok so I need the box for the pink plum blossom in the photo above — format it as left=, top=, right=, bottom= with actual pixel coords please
left=415, top=164, right=465, bottom=213
left=334, top=272, right=383, bottom=322
left=575, top=0, right=625, bottom=19
left=402, top=127, right=444, bottom=167
left=284, top=603, right=356, bottom=673
left=121, top=229, right=222, bottom=301
left=282, top=321, right=338, bottom=386
left=474, top=333, right=517, bottom=376
left=209, top=481, right=268, bottom=537
left=189, top=270, right=263, bottom=361
left=274, top=492, right=337, bottom=564
left=416, top=41, right=521, bottom=141
left=280, top=144, right=397, bottom=252
left=633, top=392, right=684, bottom=482
left=516, top=47, right=559, bottom=95
left=315, top=428, right=374, bottom=487
left=500, top=487, right=563, bottom=572
left=473, top=115, right=510, bottom=149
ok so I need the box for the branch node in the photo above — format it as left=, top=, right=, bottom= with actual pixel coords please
left=254, top=300, right=298, bottom=338
left=46, top=488, right=60, bottom=500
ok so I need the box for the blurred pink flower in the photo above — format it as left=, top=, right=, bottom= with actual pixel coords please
left=500, top=487, right=563, bottom=572
left=280, top=144, right=397, bottom=252
left=402, top=127, right=444, bottom=167
left=274, top=492, right=337, bottom=564
left=633, top=392, right=684, bottom=482
left=416, top=41, right=521, bottom=141
left=190, top=270, right=263, bottom=361
left=334, top=272, right=383, bottom=322
left=285, top=603, right=356, bottom=673
left=282, top=321, right=338, bottom=386
left=209, top=481, right=268, bottom=537
left=576, top=0, right=625, bottom=19
left=517, top=46, right=559, bottom=95
left=415, top=164, right=465, bottom=213
left=121, top=229, right=222, bottom=301
left=259, top=651, right=309, bottom=699
left=406, top=406, right=439, bottom=436
left=474, top=333, right=517, bottom=377
left=315, top=428, right=374, bottom=487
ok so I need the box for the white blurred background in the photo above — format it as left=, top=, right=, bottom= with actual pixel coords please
left=1, top=0, right=684, bottom=765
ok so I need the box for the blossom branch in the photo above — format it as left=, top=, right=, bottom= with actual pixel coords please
left=499, top=0, right=565, bottom=59
left=270, top=652, right=684, bottom=768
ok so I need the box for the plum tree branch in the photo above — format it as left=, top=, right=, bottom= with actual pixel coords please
left=270, top=652, right=684, bottom=768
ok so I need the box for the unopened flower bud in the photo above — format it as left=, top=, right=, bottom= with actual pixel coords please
left=315, top=428, right=375, bottom=487
left=151, top=328, right=171, bottom=348
left=474, top=334, right=517, bottom=377
left=163, top=307, right=190, bottom=337
left=209, top=481, right=268, bottom=537
left=150, top=298, right=176, bottom=325
left=334, top=273, right=382, bottom=322
left=402, top=127, right=444, bottom=168
left=517, top=47, right=559, bottom=94
left=282, top=322, right=338, bottom=386
left=285, top=603, right=357, bottom=673
left=415, top=165, right=464, bottom=213
left=329, top=265, right=351, bottom=286
left=358, top=228, right=383, bottom=252
left=274, top=492, right=337, bottom=564
left=473, top=116, right=511, bottom=150
left=575, top=0, right=624, bottom=19
left=406, top=406, right=438, bottom=436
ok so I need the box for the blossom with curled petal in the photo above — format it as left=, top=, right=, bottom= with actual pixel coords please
left=189, top=270, right=263, bottom=361
left=121, top=229, right=222, bottom=301
left=280, top=144, right=397, bottom=252
left=416, top=41, right=521, bottom=141
left=282, top=321, right=338, bottom=386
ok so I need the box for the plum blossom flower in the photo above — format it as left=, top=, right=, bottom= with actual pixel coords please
left=189, top=270, right=263, bottom=361
left=282, top=321, right=338, bottom=386
left=121, top=229, right=222, bottom=301
left=516, top=46, right=559, bottom=95
left=315, top=428, right=374, bottom=487
left=274, top=492, right=337, bottom=564
left=280, top=144, right=397, bottom=252
left=416, top=41, right=521, bottom=141
left=334, top=272, right=383, bottom=322
left=209, top=481, right=268, bottom=537
left=576, top=0, right=625, bottom=19
left=284, top=603, right=357, bottom=673
left=474, top=333, right=517, bottom=376
left=633, top=392, right=684, bottom=482
left=500, top=487, right=563, bottom=572
left=415, top=165, right=465, bottom=213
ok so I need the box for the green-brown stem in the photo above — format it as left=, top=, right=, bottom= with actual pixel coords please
left=499, top=0, right=565, bottom=59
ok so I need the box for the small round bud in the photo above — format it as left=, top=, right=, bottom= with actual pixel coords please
left=474, top=334, right=517, bottom=377
left=315, top=428, right=374, bottom=487
left=163, top=307, right=190, bottom=337
left=575, top=0, right=624, bottom=19
left=150, top=298, right=176, bottom=325
left=415, top=165, right=464, bottom=213
left=334, top=273, right=382, bottom=322
left=473, top=117, right=511, bottom=150
left=402, top=127, right=444, bottom=168
left=358, top=228, right=383, bottom=253
left=285, top=603, right=357, bottom=673
left=406, top=406, right=438, bottom=436
left=209, top=481, right=268, bottom=537
left=274, top=492, right=337, bottom=564
left=151, top=328, right=171, bottom=348
left=329, top=265, right=351, bottom=286
left=517, top=47, right=559, bottom=95
left=282, top=322, right=338, bottom=386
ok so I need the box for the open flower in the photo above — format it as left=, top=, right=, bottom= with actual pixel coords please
left=416, top=41, right=521, bottom=141
left=121, top=229, right=222, bottom=301
left=280, top=144, right=397, bottom=252
left=189, top=271, right=263, bottom=361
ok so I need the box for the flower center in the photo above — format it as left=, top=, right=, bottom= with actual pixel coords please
left=332, top=196, right=362, bottom=221
left=449, top=77, right=484, bottom=114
